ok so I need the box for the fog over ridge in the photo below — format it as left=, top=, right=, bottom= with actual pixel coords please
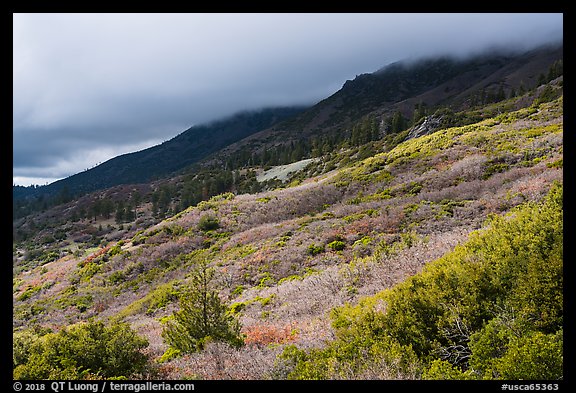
left=13, top=13, right=563, bottom=186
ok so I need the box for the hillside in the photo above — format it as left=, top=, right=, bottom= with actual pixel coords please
left=13, top=74, right=563, bottom=381
left=13, top=44, right=562, bottom=221
left=209, top=44, right=562, bottom=163
left=13, top=106, right=306, bottom=204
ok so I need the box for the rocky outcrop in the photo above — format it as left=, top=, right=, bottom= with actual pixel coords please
left=406, top=115, right=444, bottom=140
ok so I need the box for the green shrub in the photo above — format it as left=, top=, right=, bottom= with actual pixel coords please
left=307, top=244, right=324, bottom=256
left=278, top=274, right=303, bottom=285
left=108, top=244, right=123, bottom=257
left=547, top=158, right=563, bottom=169
left=41, top=235, right=56, bottom=244
left=13, top=329, right=41, bottom=368
left=492, top=331, right=562, bottom=379
left=77, top=262, right=102, bottom=282
left=109, top=271, right=126, bottom=284
left=231, top=285, right=245, bottom=297
left=436, top=199, right=467, bottom=218
left=423, top=359, right=471, bottom=380
left=40, top=251, right=60, bottom=264
left=75, top=294, right=93, bottom=312
left=482, top=162, right=509, bottom=179
left=328, top=240, right=346, bottom=251
left=209, top=192, right=235, bottom=202
left=405, top=181, right=423, bottom=196
left=468, top=322, right=563, bottom=380
left=257, top=273, right=275, bottom=289
left=16, top=286, right=41, bottom=302
left=254, top=294, right=275, bottom=306
left=116, top=282, right=181, bottom=319
left=198, top=215, right=220, bottom=232
left=229, top=302, right=246, bottom=315
left=13, top=320, right=148, bottom=380
left=157, top=347, right=181, bottom=363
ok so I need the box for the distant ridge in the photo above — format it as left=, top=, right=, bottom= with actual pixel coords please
left=216, top=43, right=563, bottom=154
left=13, top=43, right=562, bottom=209
left=14, top=106, right=306, bottom=201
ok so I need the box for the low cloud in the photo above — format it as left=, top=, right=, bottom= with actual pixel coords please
left=13, top=13, right=563, bottom=186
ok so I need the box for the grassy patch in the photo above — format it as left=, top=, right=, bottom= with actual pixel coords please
left=115, top=281, right=182, bottom=320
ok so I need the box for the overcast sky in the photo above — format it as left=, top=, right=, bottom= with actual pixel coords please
left=13, top=13, right=563, bottom=186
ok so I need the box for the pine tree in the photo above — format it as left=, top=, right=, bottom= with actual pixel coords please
left=124, top=203, right=135, bottom=222
left=485, top=89, right=496, bottom=103
left=412, top=102, right=427, bottom=125
left=351, top=125, right=360, bottom=146
left=101, top=198, right=114, bottom=219
left=156, top=186, right=172, bottom=218
left=115, top=200, right=125, bottom=224
left=130, top=191, right=141, bottom=219
left=391, top=111, right=406, bottom=133
left=57, top=186, right=72, bottom=204
left=161, top=260, right=244, bottom=353
left=91, top=200, right=102, bottom=221
left=518, top=81, right=526, bottom=96
left=497, top=85, right=506, bottom=102
left=547, top=59, right=563, bottom=82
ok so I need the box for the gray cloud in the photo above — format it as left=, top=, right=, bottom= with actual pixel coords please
left=13, top=13, right=563, bottom=185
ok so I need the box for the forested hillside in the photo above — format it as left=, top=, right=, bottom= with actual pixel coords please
left=13, top=106, right=306, bottom=213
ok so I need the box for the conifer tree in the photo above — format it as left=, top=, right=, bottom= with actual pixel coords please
left=391, top=111, right=406, bottom=133
left=162, top=260, right=243, bottom=353
left=518, top=81, right=526, bottom=96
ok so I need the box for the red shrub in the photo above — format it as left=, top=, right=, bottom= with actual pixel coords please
left=242, top=323, right=298, bottom=346
left=81, top=245, right=111, bottom=266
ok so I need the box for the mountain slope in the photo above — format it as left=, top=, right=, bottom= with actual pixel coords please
left=211, top=44, right=562, bottom=160
left=14, top=106, right=306, bottom=201
left=13, top=87, right=563, bottom=379
left=12, top=42, right=563, bottom=380
left=13, top=44, right=561, bottom=218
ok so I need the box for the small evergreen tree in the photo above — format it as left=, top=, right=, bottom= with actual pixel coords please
left=412, top=102, right=427, bottom=125
left=161, top=260, right=243, bottom=354
left=100, top=198, right=114, bottom=219
left=91, top=199, right=102, bottom=221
